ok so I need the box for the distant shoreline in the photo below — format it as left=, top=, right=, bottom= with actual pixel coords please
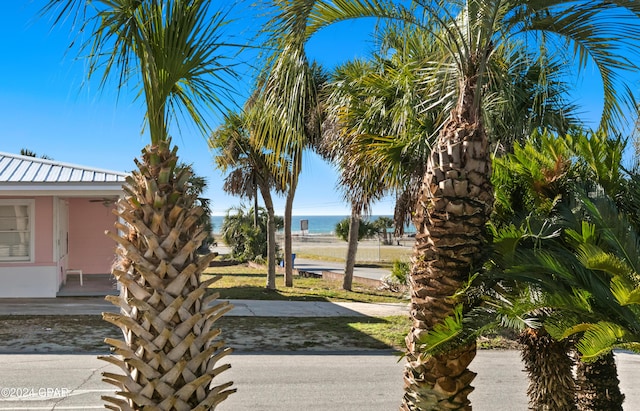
left=210, top=214, right=416, bottom=236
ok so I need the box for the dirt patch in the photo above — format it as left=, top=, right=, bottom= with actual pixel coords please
left=0, top=315, right=400, bottom=353
left=0, top=316, right=117, bottom=352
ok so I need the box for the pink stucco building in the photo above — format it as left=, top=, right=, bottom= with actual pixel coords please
left=0, top=152, right=128, bottom=297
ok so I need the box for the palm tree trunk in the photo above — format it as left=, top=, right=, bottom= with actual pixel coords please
left=102, top=141, right=235, bottom=409
left=518, top=328, right=577, bottom=410
left=575, top=351, right=624, bottom=411
left=343, top=204, right=361, bottom=291
left=402, top=81, right=492, bottom=410
left=253, top=180, right=259, bottom=228
left=260, top=185, right=277, bottom=290
left=284, top=189, right=295, bottom=287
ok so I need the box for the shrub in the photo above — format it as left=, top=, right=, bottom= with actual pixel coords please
left=334, top=217, right=378, bottom=241
left=390, top=260, right=410, bottom=285
left=221, top=205, right=282, bottom=261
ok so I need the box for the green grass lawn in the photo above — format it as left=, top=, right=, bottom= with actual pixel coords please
left=293, top=242, right=412, bottom=264
left=203, top=264, right=408, bottom=303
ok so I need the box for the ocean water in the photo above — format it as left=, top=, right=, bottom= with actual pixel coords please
left=210, top=215, right=404, bottom=235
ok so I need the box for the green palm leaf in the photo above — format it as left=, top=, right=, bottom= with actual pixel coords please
left=611, top=275, right=640, bottom=306
left=575, top=321, right=628, bottom=362
left=415, top=304, right=465, bottom=356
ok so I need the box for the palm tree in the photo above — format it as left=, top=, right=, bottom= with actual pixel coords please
left=251, top=4, right=326, bottom=288
left=321, top=94, right=388, bottom=290
left=487, top=133, right=578, bottom=409
left=211, top=110, right=284, bottom=289
left=321, top=23, right=575, bottom=290
left=319, top=25, right=440, bottom=290
left=181, top=164, right=216, bottom=253
left=44, top=1, right=238, bottom=408
left=256, top=1, right=640, bottom=408
left=492, top=197, right=637, bottom=410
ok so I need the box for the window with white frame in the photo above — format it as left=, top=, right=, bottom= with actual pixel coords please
left=0, top=200, right=33, bottom=261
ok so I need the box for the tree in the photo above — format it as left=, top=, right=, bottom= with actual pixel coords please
left=488, top=130, right=640, bottom=409
left=320, top=25, right=437, bottom=290
left=20, top=149, right=52, bottom=159
left=182, top=164, right=215, bottom=253
left=334, top=217, right=377, bottom=241
left=333, top=215, right=377, bottom=290
left=44, top=0, right=238, bottom=408
left=256, top=1, right=640, bottom=409
left=221, top=205, right=283, bottom=262
left=321, top=21, right=578, bottom=292
left=211, top=110, right=284, bottom=289
left=373, top=217, right=394, bottom=245
left=251, top=5, right=326, bottom=288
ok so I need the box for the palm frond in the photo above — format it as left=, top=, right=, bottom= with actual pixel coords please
left=415, top=304, right=465, bottom=356
left=611, top=275, right=640, bottom=306
left=575, top=321, right=628, bottom=362
left=516, top=0, right=640, bottom=131
left=44, top=0, right=239, bottom=143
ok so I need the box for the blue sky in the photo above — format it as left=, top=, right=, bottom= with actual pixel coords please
left=1, top=2, right=636, bottom=216
left=2, top=1, right=396, bottom=216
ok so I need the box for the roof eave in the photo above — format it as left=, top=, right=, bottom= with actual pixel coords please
left=0, top=182, right=126, bottom=197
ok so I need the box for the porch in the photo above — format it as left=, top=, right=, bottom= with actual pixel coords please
left=56, top=274, right=118, bottom=297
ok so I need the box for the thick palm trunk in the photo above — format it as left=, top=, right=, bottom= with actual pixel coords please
left=284, top=189, right=295, bottom=287
left=402, top=81, right=492, bottom=410
left=102, top=141, right=235, bottom=410
left=343, top=204, right=361, bottom=291
left=575, top=351, right=624, bottom=411
left=518, top=328, right=577, bottom=410
left=260, top=186, right=277, bottom=290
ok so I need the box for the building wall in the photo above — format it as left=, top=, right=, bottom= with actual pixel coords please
left=0, top=196, right=118, bottom=297
left=34, top=197, right=54, bottom=264
left=0, top=266, right=57, bottom=298
left=0, top=196, right=57, bottom=297
left=67, top=199, right=117, bottom=274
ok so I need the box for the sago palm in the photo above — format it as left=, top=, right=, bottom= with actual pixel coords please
left=490, top=130, right=640, bottom=410
left=255, top=1, right=640, bottom=409
left=44, top=0, right=238, bottom=409
left=420, top=130, right=639, bottom=409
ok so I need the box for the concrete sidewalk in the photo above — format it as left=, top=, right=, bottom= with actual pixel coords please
left=0, top=297, right=409, bottom=317
left=227, top=299, right=408, bottom=317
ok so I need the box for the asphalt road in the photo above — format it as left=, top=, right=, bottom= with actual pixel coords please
left=293, top=257, right=391, bottom=281
left=1, top=350, right=639, bottom=410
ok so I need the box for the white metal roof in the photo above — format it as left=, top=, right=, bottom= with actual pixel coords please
left=0, top=152, right=129, bottom=196
left=0, top=152, right=128, bottom=183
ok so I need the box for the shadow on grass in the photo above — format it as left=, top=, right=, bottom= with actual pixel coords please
left=208, top=286, right=330, bottom=302
left=213, top=273, right=267, bottom=280
left=205, top=262, right=406, bottom=304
